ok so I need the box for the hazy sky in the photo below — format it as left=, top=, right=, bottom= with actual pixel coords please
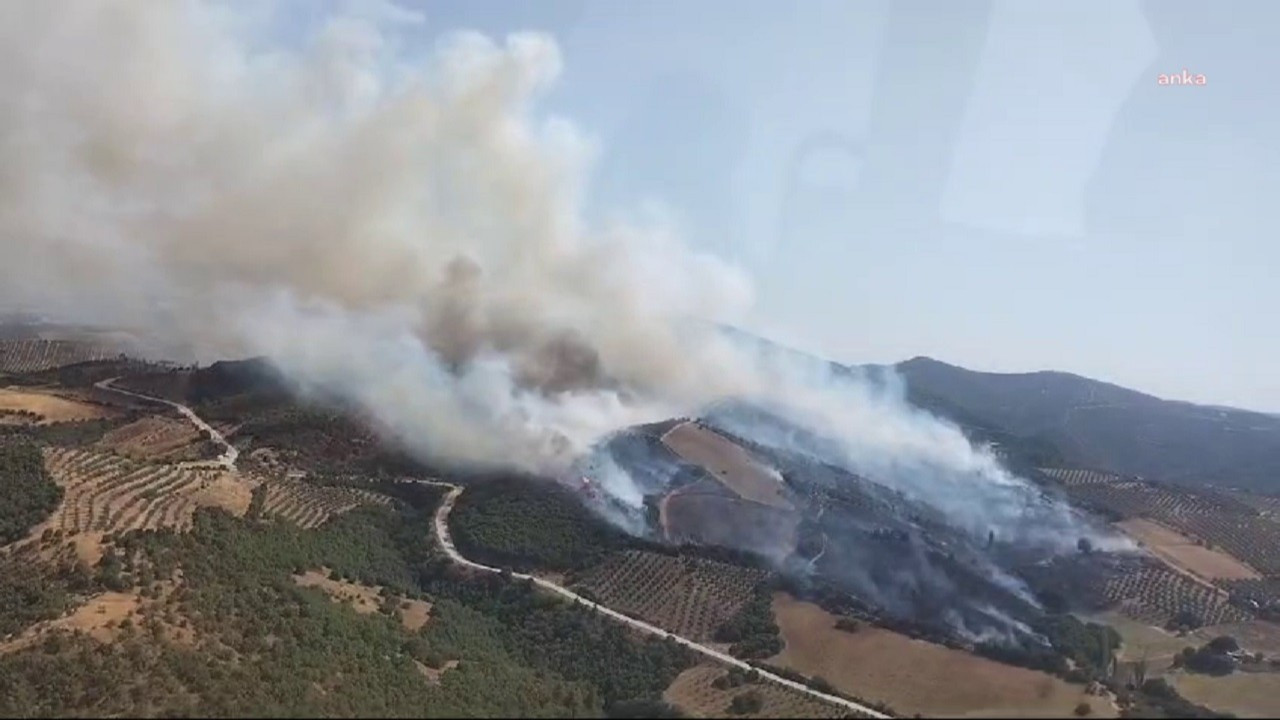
left=282, top=0, right=1279, bottom=412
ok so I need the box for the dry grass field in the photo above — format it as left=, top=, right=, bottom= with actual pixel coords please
left=1118, top=518, right=1261, bottom=581
left=768, top=593, right=1115, bottom=718
left=572, top=550, right=768, bottom=641
left=0, top=387, right=114, bottom=424
left=661, top=421, right=792, bottom=510
left=1171, top=670, right=1280, bottom=718
left=664, top=663, right=856, bottom=718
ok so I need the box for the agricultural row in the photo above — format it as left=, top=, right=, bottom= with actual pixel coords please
left=572, top=549, right=768, bottom=642
left=96, top=416, right=202, bottom=461
left=42, top=447, right=212, bottom=534
left=259, top=478, right=393, bottom=529
left=1173, top=513, right=1280, bottom=577
left=1101, top=562, right=1251, bottom=627
left=0, top=340, right=115, bottom=374
left=1042, top=467, right=1280, bottom=597
left=1042, top=468, right=1246, bottom=520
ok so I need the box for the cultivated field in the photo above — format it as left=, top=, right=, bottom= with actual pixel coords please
left=664, top=663, right=856, bottom=719
left=0, top=387, right=114, bottom=424
left=259, top=478, right=394, bottom=529
left=572, top=550, right=768, bottom=642
left=661, top=421, right=792, bottom=510
left=1118, top=518, right=1261, bottom=581
left=0, top=339, right=115, bottom=374
left=768, top=593, right=1116, bottom=718
left=41, top=447, right=245, bottom=539
left=1042, top=467, right=1280, bottom=607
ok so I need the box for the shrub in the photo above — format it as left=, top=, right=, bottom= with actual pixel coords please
left=728, top=691, right=763, bottom=715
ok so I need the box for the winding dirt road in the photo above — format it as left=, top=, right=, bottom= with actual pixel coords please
left=88, top=378, right=885, bottom=716
left=95, top=377, right=239, bottom=469
left=417, top=479, right=890, bottom=719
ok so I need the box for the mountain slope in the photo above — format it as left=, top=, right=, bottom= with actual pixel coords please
left=893, top=357, right=1280, bottom=493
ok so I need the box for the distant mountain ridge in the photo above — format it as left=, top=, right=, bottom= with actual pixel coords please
left=887, top=356, right=1280, bottom=495
left=718, top=326, right=1280, bottom=494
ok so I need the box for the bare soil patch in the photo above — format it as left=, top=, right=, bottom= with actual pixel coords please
left=1119, top=518, right=1261, bottom=581
left=414, top=659, right=459, bottom=685
left=662, top=421, right=791, bottom=510
left=192, top=471, right=257, bottom=517
left=398, top=598, right=432, bottom=632
left=770, top=593, right=1114, bottom=718
left=1, top=591, right=142, bottom=654
left=292, top=568, right=429, bottom=631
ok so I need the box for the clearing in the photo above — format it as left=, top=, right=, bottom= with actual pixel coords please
left=0, top=387, right=113, bottom=424
left=293, top=568, right=432, bottom=631
left=1118, top=517, right=1261, bottom=581
left=661, top=421, right=792, bottom=510
left=769, top=593, right=1115, bottom=718
left=0, top=591, right=141, bottom=655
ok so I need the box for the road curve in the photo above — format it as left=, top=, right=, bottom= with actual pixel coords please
left=416, top=479, right=891, bottom=719
left=95, top=377, right=239, bottom=469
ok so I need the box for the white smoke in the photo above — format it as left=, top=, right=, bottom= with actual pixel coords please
left=0, top=1, right=1123, bottom=556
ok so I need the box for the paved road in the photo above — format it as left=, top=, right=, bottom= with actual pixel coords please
left=416, top=479, right=890, bottom=719
left=95, top=377, right=239, bottom=469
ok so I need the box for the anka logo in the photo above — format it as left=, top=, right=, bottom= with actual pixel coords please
left=1158, top=69, right=1207, bottom=86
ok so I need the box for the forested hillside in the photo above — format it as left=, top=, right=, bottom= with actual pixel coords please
left=0, top=439, right=62, bottom=544
left=0, top=484, right=693, bottom=717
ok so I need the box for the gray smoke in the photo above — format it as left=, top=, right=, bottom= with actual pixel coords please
left=0, top=2, right=1126, bottom=561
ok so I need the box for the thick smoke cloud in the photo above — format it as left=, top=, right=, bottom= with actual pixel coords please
left=1, top=2, right=1122, bottom=560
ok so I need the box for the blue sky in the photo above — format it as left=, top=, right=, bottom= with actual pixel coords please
left=283, top=0, right=1279, bottom=412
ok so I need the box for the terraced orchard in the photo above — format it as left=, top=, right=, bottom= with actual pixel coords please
left=42, top=447, right=219, bottom=534
left=259, top=478, right=393, bottom=529
left=572, top=550, right=768, bottom=642
left=664, top=664, right=857, bottom=719
left=0, top=340, right=114, bottom=374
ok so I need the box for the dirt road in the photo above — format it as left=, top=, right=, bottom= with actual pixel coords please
left=95, top=377, right=239, bottom=469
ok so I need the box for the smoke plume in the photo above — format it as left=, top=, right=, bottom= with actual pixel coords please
left=1, top=2, right=1120, bottom=559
